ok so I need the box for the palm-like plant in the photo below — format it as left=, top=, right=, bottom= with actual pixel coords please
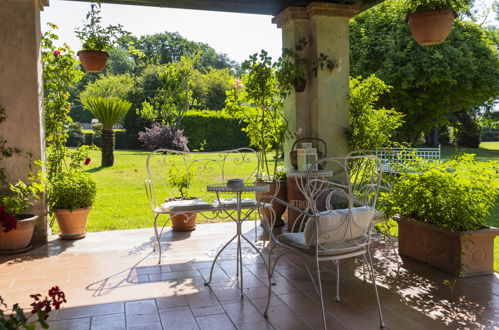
left=82, top=97, right=131, bottom=166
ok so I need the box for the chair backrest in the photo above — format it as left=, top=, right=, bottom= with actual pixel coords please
left=145, top=148, right=259, bottom=210
left=303, top=155, right=382, bottom=250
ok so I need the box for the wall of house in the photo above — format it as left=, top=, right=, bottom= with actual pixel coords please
left=0, top=0, right=47, bottom=243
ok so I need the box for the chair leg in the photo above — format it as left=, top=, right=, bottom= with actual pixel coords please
left=315, top=259, right=327, bottom=330
left=153, top=214, right=161, bottom=264
left=364, top=248, right=385, bottom=328
left=335, top=260, right=340, bottom=303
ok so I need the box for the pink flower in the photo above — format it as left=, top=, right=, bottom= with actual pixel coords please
left=53, top=50, right=61, bottom=57
left=0, top=206, right=17, bottom=233
left=84, top=158, right=91, bottom=165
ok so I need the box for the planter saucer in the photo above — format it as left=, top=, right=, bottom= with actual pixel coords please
left=0, top=244, right=32, bottom=255
left=59, top=233, right=86, bottom=240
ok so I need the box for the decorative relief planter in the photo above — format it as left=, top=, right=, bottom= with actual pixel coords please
left=396, top=216, right=499, bottom=277
left=406, top=10, right=457, bottom=46
left=256, top=180, right=287, bottom=227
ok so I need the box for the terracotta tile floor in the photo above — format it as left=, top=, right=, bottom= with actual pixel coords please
left=0, top=222, right=497, bottom=329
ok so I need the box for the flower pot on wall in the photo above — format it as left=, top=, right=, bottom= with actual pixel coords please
left=77, top=50, right=110, bottom=72
left=406, top=10, right=457, bottom=46
left=255, top=180, right=287, bottom=227
left=55, top=207, right=91, bottom=240
left=396, top=216, right=499, bottom=277
left=0, top=215, right=37, bottom=253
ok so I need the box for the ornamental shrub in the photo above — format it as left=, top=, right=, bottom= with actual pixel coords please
left=138, top=123, right=189, bottom=151
left=49, top=170, right=97, bottom=210
left=381, top=154, right=499, bottom=231
left=67, top=122, right=85, bottom=147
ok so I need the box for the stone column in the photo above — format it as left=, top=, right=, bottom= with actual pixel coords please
left=273, top=3, right=359, bottom=163
left=0, top=0, right=48, bottom=243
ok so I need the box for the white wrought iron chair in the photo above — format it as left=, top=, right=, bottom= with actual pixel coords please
left=145, top=148, right=264, bottom=264
left=260, top=155, right=385, bottom=329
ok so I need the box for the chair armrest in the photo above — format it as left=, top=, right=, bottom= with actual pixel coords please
left=144, top=179, right=156, bottom=211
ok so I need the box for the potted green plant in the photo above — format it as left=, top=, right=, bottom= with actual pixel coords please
left=405, top=0, right=467, bottom=45
left=381, top=154, right=499, bottom=277
left=0, top=105, right=44, bottom=253
left=0, top=170, right=44, bottom=253
left=74, top=1, right=129, bottom=72
left=49, top=169, right=97, bottom=240
left=165, top=167, right=198, bottom=231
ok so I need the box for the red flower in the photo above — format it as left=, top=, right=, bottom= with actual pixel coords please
left=53, top=50, right=61, bottom=57
left=84, top=158, right=91, bottom=165
left=0, top=205, right=17, bottom=233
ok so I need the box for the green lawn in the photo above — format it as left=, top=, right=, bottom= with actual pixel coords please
left=69, top=143, right=498, bottom=271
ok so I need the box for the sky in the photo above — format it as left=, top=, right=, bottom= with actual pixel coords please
left=41, top=0, right=283, bottom=64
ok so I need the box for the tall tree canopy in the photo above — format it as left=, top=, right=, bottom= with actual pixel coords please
left=350, top=0, right=499, bottom=144
left=122, top=32, right=238, bottom=74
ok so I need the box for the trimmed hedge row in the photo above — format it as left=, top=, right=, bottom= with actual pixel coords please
left=182, top=110, right=249, bottom=151
left=82, top=110, right=250, bottom=150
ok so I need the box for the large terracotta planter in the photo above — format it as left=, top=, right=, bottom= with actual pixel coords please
left=406, top=10, right=457, bottom=46
left=396, top=216, right=499, bottom=277
left=77, top=50, right=110, bottom=72
left=0, top=214, right=37, bottom=253
left=171, top=213, right=197, bottom=231
left=55, top=207, right=91, bottom=240
left=255, top=181, right=287, bottom=227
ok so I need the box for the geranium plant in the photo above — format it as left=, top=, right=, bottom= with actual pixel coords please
left=0, top=286, right=66, bottom=329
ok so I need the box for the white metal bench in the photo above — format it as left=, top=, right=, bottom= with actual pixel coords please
left=373, top=145, right=441, bottom=174
left=145, top=148, right=265, bottom=264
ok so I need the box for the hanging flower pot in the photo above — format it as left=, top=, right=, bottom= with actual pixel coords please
left=77, top=50, right=110, bottom=73
left=406, top=10, right=457, bottom=46
left=293, top=77, right=307, bottom=93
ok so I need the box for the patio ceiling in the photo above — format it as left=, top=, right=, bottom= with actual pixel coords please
left=64, top=0, right=382, bottom=15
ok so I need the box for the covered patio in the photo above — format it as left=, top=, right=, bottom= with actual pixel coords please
left=1, top=222, right=496, bottom=329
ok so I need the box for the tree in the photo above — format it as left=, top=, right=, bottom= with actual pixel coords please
left=192, top=68, right=233, bottom=110
left=122, top=32, right=238, bottom=74
left=348, top=75, right=405, bottom=151
left=82, top=97, right=131, bottom=166
left=350, top=0, right=499, bottom=145
left=137, top=57, right=197, bottom=129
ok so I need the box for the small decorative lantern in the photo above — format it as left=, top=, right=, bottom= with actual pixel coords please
left=297, top=143, right=317, bottom=171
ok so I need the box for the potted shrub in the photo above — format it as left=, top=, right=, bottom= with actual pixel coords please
left=49, top=170, right=97, bottom=240
left=74, top=1, right=129, bottom=72
left=0, top=105, right=44, bottom=253
left=165, top=167, right=199, bottom=231
left=0, top=170, right=44, bottom=253
left=405, top=0, right=467, bottom=45
left=382, top=154, right=499, bottom=277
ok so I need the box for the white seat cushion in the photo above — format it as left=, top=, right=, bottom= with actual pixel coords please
left=278, top=232, right=368, bottom=256
left=303, top=207, right=374, bottom=246
left=212, top=198, right=257, bottom=209
left=161, top=199, right=214, bottom=212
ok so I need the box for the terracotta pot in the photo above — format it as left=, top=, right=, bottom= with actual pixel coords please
left=255, top=181, right=287, bottom=227
left=396, top=216, right=499, bottom=277
left=0, top=214, right=37, bottom=253
left=286, top=176, right=311, bottom=232
left=171, top=213, right=197, bottom=231
left=293, top=77, right=306, bottom=92
left=406, top=10, right=457, bottom=46
left=55, top=207, right=91, bottom=240
left=77, top=50, right=110, bottom=72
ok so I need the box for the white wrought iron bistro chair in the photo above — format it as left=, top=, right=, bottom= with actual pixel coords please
left=260, top=155, right=385, bottom=329
left=145, top=148, right=264, bottom=264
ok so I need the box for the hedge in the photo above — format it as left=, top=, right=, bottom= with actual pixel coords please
left=82, top=110, right=250, bottom=150
left=182, top=110, right=249, bottom=151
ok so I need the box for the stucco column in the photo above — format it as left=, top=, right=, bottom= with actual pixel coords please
left=273, top=3, right=359, bottom=163
left=0, top=0, right=48, bottom=243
